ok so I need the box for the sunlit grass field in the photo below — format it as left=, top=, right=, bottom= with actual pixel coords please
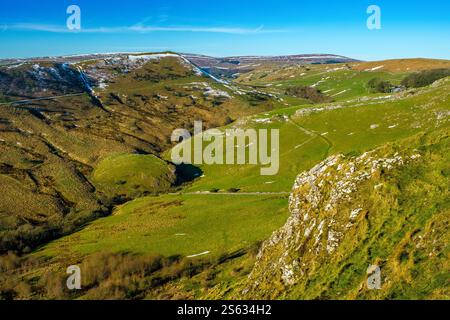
left=38, top=193, right=289, bottom=258
left=36, top=75, right=449, bottom=264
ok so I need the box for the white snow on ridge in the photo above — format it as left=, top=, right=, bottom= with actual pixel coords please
left=331, top=89, right=349, bottom=97
left=187, top=251, right=210, bottom=258
left=6, top=62, right=25, bottom=69
left=311, top=79, right=326, bottom=88
left=178, top=55, right=206, bottom=77
left=326, top=66, right=347, bottom=72
left=365, top=65, right=384, bottom=71
left=63, top=51, right=150, bottom=58
left=127, top=53, right=179, bottom=62
left=234, top=55, right=349, bottom=61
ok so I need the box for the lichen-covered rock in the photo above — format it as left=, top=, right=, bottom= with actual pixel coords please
left=241, top=146, right=424, bottom=299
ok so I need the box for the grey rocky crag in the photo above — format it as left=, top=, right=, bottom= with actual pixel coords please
left=242, top=148, right=421, bottom=299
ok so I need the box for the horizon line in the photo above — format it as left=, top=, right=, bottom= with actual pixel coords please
left=2, top=50, right=450, bottom=62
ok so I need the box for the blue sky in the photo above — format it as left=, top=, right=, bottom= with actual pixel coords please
left=0, top=0, right=449, bottom=60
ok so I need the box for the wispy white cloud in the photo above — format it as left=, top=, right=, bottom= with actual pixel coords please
left=6, top=23, right=70, bottom=33
left=5, top=23, right=283, bottom=35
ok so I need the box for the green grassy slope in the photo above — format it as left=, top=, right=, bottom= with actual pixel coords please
left=31, top=77, right=449, bottom=289
left=91, top=154, right=176, bottom=200
left=1, top=57, right=448, bottom=300
left=236, top=63, right=406, bottom=102
left=173, top=77, right=450, bottom=194
left=0, top=54, right=277, bottom=254
left=240, top=128, right=449, bottom=300
left=39, top=193, right=289, bottom=258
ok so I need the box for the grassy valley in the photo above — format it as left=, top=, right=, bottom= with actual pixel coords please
left=0, top=54, right=448, bottom=300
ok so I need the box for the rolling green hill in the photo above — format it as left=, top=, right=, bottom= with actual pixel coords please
left=91, top=153, right=176, bottom=201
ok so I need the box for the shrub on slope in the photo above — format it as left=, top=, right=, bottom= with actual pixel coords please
left=367, top=77, right=393, bottom=93
left=402, top=69, right=450, bottom=88
left=285, top=85, right=332, bottom=103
